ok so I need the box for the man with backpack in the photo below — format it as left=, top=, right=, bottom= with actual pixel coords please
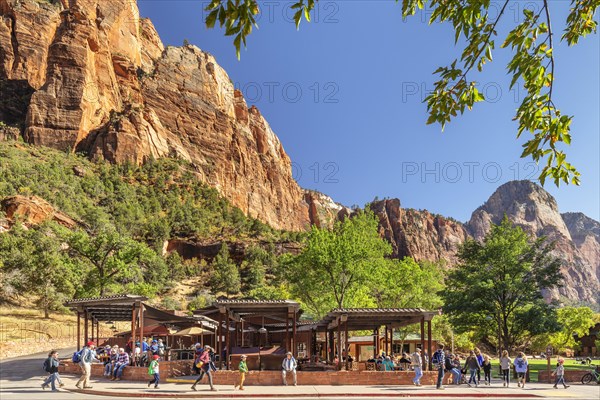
left=431, top=344, right=446, bottom=390
left=75, top=341, right=98, bottom=389
left=41, top=350, right=61, bottom=391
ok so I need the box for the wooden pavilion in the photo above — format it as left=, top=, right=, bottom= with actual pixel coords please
left=317, top=308, right=440, bottom=369
left=194, top=299, right=301, bottom=370
left=194, top=301, right=439, bottom=371
left=64, top=294, right=215, bottom=353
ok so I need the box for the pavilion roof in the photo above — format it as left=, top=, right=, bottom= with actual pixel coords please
left=320, top=308, right=440, bottom=331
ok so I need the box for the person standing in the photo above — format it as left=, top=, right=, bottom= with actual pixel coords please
left=157, top=339, right=165, bottom=358
left=474, top=348, right=484, bottom=385
left=482, top=354, right=492, bottom=385
left=147, top=355, right=160, bottom=389
left=432, top=344, right=446, bottom=390
left=76, top=341, right=98, bottom=390
left=41, top=350, right=60, bottom=391
left=500, top=350, right=512, bottom=387
left=466, top=350, right=480, bottom=387
left=111, top=348, right=130, bottom=381
left=191, top=345, right=217, bottom=391
left=552, top=358, right=570, bottom=389
left=514, top=352, right=528, bottom=388
left=411, top=348, right=423, bottom=386
left=282, top=352, right=298, bottom=386
left=234, top=354, right=248, bottom=390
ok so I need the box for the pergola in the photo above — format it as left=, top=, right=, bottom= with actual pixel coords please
left=195, top=299, right=301, bottom=369
left=317, top=308, right=440, bottom=370
left=65, top=295, right=213, bottom=351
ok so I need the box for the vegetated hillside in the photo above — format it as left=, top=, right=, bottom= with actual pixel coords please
left=0, top=141, right=303, bottom=310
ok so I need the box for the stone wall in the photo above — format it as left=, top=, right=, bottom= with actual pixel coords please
left=59, top=361, right=438, bottom=385
left=538, top=369, right=593, bottom=383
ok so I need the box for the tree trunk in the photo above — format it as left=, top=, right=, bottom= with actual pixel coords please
left=44, top=306, right=49, bottom=319
left=59, top=0, right=69, bottom=9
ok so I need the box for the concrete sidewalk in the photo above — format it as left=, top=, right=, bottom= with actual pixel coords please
left=54, top=374, right=600, bottom=399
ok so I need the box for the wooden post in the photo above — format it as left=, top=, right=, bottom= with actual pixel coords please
left=225, top=314, right=230, bottom=370
left=344, top=319, right=349, bottom=370
left=385, top=325, right=389, bottom=355
left=373, top=329, right=377, bottom=358
left=139, top=302, right=144, bottom=347
left=420, top=318, right=425, bottom=370
left=427, top=320, right=432, bottom=371
left=336, top=319, right=342, bottom=370
left=84, top=310, right=88, bottom=343
left=390, top=326, right=394, bottom=355
left=292, top=310, right=297, bottom=357
left=217, top=311, right=222, bottom=369
left=131, top=304, right=137, bottom=353
left=96, top=319, right=99, bottom=344
left=328, top=330, right=334, bottom=362
left=285, top=313, right=290, bottom=352
left=323, top=330, right=328, bottom=361
left=77, top=311, right=81, bottom=351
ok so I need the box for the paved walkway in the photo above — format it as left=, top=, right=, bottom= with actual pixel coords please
left=1, top=350, right=599, bottom=399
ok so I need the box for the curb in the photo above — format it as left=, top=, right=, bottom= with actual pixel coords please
left=64, top=388, right=542, bottom=398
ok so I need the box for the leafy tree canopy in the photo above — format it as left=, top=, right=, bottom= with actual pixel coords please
left=204, top=0, right=599, bottom=186
left=442, top=216, right=563, bottom=352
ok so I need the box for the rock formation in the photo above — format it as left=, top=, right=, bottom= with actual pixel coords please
left=466, top=181, right=600, bottom=306
left=0, top=0, right=311, bottom=231
left=0, top=195, right=77, bottom=228
left=369, top=199, right=469, bottom=265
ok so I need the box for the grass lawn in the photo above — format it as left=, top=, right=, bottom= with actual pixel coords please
left=488, top=358, right=600, bottom=381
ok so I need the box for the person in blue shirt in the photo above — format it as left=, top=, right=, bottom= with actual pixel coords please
left=141, top=338, right=149, bottom=352
left=150, top=340, right=159, bottom=356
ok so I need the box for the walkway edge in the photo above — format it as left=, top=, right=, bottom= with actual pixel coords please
left=64, top=388, right=542, bottom=398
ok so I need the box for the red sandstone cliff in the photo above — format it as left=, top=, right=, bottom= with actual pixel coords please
left=0, top=0, right=311, bottom=231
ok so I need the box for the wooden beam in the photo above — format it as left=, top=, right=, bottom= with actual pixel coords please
left=420, top=317, right=425, bottom=369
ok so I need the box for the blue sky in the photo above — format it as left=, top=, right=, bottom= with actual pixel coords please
left=137, top=1, right=599, bottom=222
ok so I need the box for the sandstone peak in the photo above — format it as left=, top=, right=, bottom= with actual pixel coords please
left=467, top=180, right=571, bottom=240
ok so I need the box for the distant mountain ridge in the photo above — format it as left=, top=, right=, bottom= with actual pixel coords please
left=368, top=181, right=599, bottom=307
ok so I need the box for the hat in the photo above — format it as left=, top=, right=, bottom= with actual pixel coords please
left=240, top=354, right=247, bottom=359
left=416, top=348, right=421, bottom=352
left=286, top=352, right=292, bottom=356
left=152, top=340, right=157, bottom=343
left=195, top=343, right=201, bottom=347
left=153, top=355, right=160, bottom=360
left=558, top=358, right=564, bottom=364
left=204, top=344, right=212, bottom=349
left=86, top=341, right=95, bottom=346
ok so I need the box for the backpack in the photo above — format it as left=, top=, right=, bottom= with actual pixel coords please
left=431, top=350, right=442, bottom=367
left=43, top=358, right=52, bottom=373
left=445, top=356, right=453, bottom=371
left=72, top=349, right=83, bottom=363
